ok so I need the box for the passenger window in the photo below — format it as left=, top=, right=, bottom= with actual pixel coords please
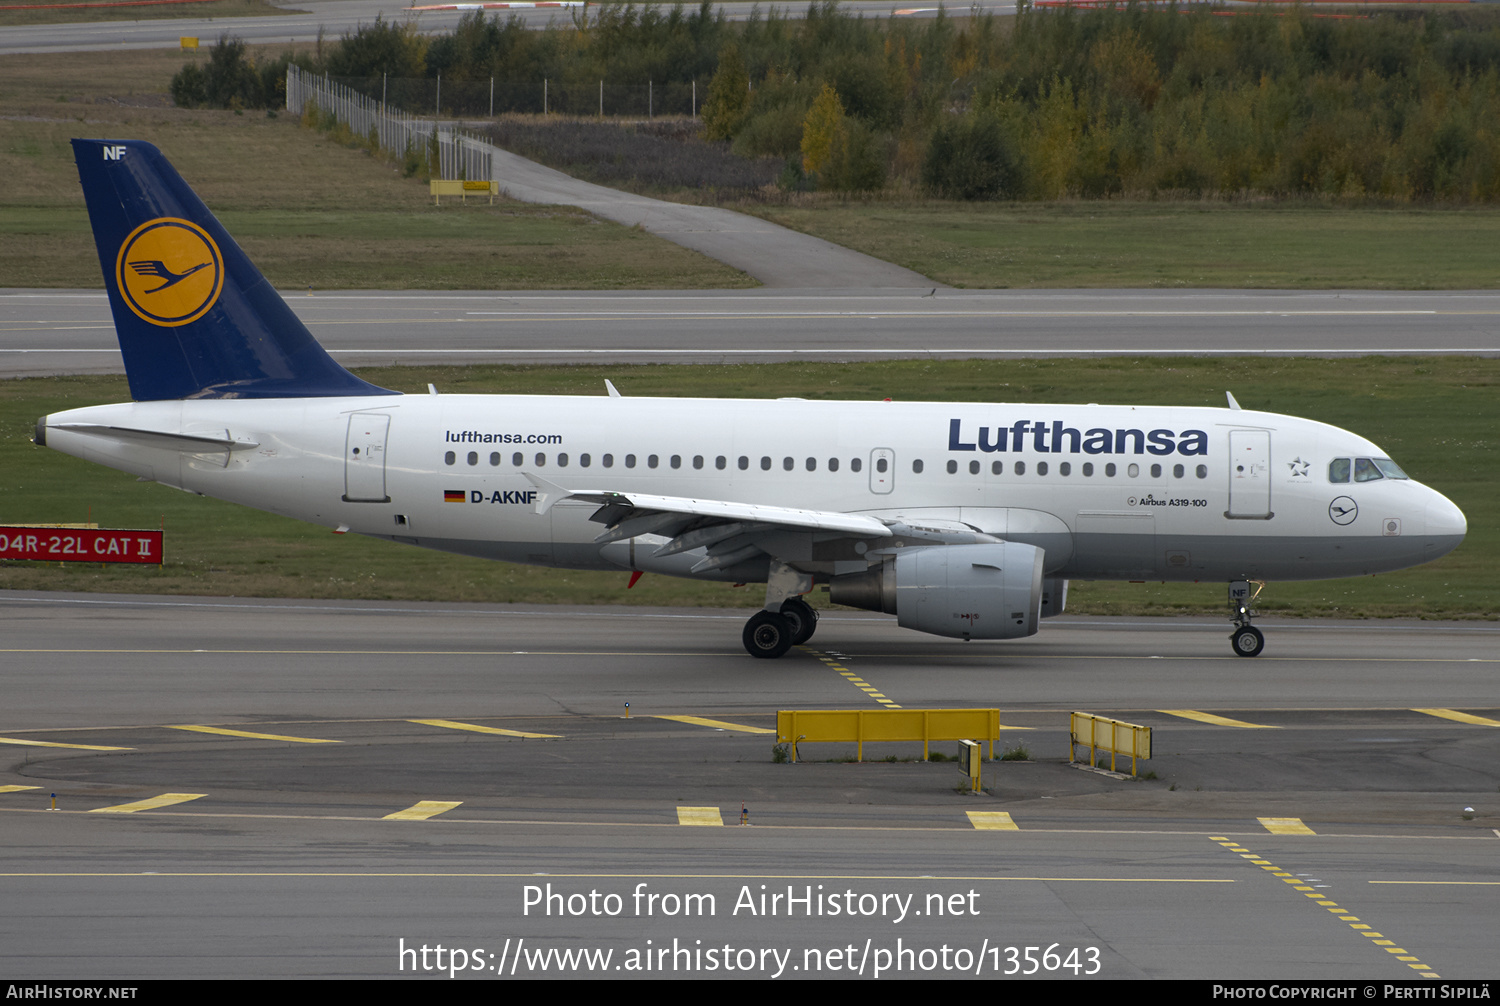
left=876, top=458, right=888, bottom=473
left=1059, top=462, right=1071, bottom=476
left=992, top=461, right=1003, bottom=475
left=1127, top=463, right=1139, bottom=478
left=1150, top=463, right=1162, bottom=479
left=738, top=456, right=748, bottom=470
left=557, top=453, right=568, bottom=467
left=580, top=453, right=591, bottom=467
left=489, top=452, right=500, bottom=466
left=1037, top=461, right=1048, bottom=476
left=533, top=452, right=545, bottom=467
left=1196, top=464, right=1207, bottom=479
left=693, top=456, right=703, bottom=470
left=670, top=455, right=681, bottom=469
left=444, top=451, right=455, bottom=466
left=512, top=452, right=523, bottom=466
left=714, top=456, right=724, bottom=470
left=1329, top=458, right=1350, bottom=483
left=648, top=455, right=659, bottom=469
left=851, top=458, right=862, bottom=473
left=1173, top=464, right=1184, bottom=479
left=805, top=457, right=816, bottom=471
left=782, top=457, right=794, bottom=471
left=1015, top=461, right=1026, bottom=475
left=761, top=456, right=772, bottom=471
left=969, top=460, right=980, bottom=474
left=468, top=452, right=479, bottom=466
left=828, top=458, right=839, bottom=472
left=602, top=454, right=614, bottom=468
left=1082, top=462, right=1093, bottom=477
left=1106, top=463, right=1117, bottom=477
left=914, top=459, right=925, bottom=474
left=625, top=454, right=637, bottom=468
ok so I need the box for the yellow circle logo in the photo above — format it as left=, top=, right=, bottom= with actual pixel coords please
left=115, top=217, right=224, bottom=327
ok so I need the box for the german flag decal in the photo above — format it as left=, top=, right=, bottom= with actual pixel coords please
left=443, top=490, right=465, bottom=503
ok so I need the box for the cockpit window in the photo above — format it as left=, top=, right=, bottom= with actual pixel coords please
left=1373, top=458, right=1409, bottom=479
left=1354, top=458, right=1382, bottom=482
left=1329, top=458, right=1350, bottom=483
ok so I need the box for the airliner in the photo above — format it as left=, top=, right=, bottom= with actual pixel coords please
left=36, top=139, right=1467, bottom=659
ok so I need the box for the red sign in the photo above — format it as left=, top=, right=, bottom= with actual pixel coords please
left=0, top=527, right=163, bottom=564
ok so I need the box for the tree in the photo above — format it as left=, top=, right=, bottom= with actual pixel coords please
left=702, top=44, right=750, bottom=141
left=800, top=83, right=845, bottom=177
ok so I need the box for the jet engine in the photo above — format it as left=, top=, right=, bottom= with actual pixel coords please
left=829, top=542, right=1045, bottom=640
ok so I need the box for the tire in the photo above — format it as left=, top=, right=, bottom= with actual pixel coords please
left=780, top=598, right=819, bottom=645
left=1231, top=625, right=1265, bottom=658
left=743, top=610, right=794, bottom=659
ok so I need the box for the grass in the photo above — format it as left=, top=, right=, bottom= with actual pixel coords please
left=747, top=200, right=1500, bottom=290
left=1, top=357, right=1493, bottom=618
left=0, top=0, right=300, bottom=27
left=0, top=48, right=754, bottom=291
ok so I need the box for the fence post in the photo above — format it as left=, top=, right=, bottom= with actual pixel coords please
left=648, top=79, right=652, bottom=119
left=544, top=78, right=548, bottom=115
left=599, top=79, right=603, bottom=117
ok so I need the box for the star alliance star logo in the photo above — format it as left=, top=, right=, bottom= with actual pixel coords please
left=1287, top=456, right=1310, bottom=477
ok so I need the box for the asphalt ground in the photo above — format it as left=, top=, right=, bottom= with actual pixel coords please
left=1, top=591, right=1496, bottom=979
left=0, top=1, right=1019, bottom=56
left=6, top=287, right=1500, bottom=377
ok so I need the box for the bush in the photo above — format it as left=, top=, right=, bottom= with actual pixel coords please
left=922, top=114, right=1019, bottom=200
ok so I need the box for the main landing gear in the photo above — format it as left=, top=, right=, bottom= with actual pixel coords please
left=1228, top=579, right=1265, bottom=657
left=742, top=562, right=818, bottom=658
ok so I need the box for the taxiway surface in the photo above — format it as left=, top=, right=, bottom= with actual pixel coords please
left=1, top=591, right=1496, bottom=979
left=5, top=288, right=1500, bottom=378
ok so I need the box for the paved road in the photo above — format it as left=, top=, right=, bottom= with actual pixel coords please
left=5, top=287, right=1499, bottom=377
left=1, top=592, right=1496, bottom=978
left=0, top=0, right=1019, bottom=55
left=485, top=146, right=936, bottom=288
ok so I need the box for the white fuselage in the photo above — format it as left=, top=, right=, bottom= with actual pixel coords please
left=42, top=394, right=1467, bottom=586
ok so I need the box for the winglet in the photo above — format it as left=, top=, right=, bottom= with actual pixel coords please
left=1226, top=391, right=1242, bottom=411
left=522, top=472, right=573, bottom=515
left=605, top=379, right=622, bottom=398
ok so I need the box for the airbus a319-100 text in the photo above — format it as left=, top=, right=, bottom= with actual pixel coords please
left=37, top=140, right=1467, bottom=658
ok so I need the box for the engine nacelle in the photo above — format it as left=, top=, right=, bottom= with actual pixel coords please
left=1041, top=577, right=1068, bottom=618
left=830, top=542, right=1045, bottom=640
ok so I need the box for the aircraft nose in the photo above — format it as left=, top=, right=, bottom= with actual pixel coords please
left=1423, top=488, right=1466, bottom=559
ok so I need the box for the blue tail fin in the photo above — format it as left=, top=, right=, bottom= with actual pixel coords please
left=72, top=139, right=396, bottom=401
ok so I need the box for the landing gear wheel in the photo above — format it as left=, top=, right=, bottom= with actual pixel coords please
left=743, top=611, right=794, bottom=659
left=779, top=598, right=819, bottom=645
left=1231, top=625, right=1265, bottom=657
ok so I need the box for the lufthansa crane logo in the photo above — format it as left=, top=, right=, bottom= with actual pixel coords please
left=115, top=217, right=224, bottom=327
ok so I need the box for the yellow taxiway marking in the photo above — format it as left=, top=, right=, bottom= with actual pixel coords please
left=167, top=725, right=339, bottom=744
left=655, top=715, right=775, bottom=735
left=967, top=811, right=1019, bottom=831
left=1259, top=817, right=1317, bottom=835
left=0, top=736, right=131, bottom=751
left=806, top=649, right=904, bottom=710
left=91, top=793, right=207, bottom=814
left=676, top=806, right=723, bottom=827
left=0, top=786, right=40, bottom=794
left=1413, top=708, right=1500, bottom=727
left=1159, top=710, right=1278, bottom=728
left=1210, top=836, right=1439, bottom=978
left=409, top=719, right=561, bottom=739
left=384, top=801, right=463, bottom=821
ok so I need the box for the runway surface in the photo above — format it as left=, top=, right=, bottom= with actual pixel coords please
left=6, top=287, right=1500, bottom=377
left=1, top=590, right=1496, bottom=979
left=0, top=0, right=1020, bottom=55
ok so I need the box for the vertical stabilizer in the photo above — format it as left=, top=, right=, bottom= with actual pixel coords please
left=72, top=138, right=396, bottom=401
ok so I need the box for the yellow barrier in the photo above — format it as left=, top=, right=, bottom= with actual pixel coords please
left=1070, top=712, right=1151, bottom=777
left=776, top=708, right=1001, bottom=763
left=180, top=37, right=199, bottom=51
left=429, top=179, right=498, bottom=205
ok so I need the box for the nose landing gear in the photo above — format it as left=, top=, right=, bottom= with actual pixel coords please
left=1228, top=580, right=1265, bottom=657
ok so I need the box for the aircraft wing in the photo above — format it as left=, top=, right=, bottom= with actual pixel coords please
left=523, top=473, right=892, bottom=573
